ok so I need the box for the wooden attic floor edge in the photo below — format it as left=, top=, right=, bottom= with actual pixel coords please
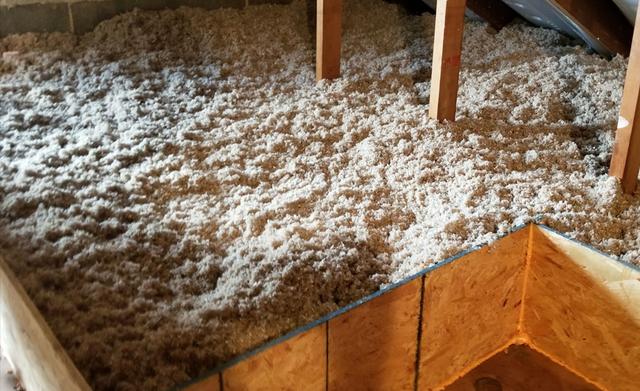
left=525, top=338, right=608, bottom=391
left=0, top=255, right=92, bottom=391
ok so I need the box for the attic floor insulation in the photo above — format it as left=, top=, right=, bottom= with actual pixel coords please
left=0, top=0, right=639, bottom=390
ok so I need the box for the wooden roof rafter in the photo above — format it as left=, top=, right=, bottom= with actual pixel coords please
left=549, top=0, right=633, bottom=57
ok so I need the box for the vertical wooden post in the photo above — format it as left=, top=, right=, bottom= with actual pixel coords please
left=429, top=0, right=467, bottom=121
left=610, top=8, right=640, bottom=194
left=316, top=0, right=342, bottom=81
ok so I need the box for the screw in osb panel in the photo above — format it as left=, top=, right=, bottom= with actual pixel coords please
left=474, top=377, right=502, bottom=391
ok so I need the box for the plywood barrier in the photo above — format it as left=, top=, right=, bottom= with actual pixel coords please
left=223, top=325, right=326, bottom=391
left=523, top=226, right=640, bottom=391
left=418, top=227, right=529, bottom=390
left=2, top=224, right=638, bottom=391
left=328, top=276, right=422, bottom=390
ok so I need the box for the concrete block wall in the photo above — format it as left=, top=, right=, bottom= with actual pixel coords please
left=0, top=0, right=291, bottom=37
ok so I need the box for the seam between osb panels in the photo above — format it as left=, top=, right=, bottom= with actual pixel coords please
left=516, top=223, right=535, bottom=339
left=413, top=274, right=426, bottom=391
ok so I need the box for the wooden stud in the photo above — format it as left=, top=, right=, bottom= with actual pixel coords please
left=466, top=0, right=517, bottom=31
left=328, top=278, right=422, bottom=391
left=418, top=228, right=529, bottom=390
left=523, top=226, right=640, bottom=391
left=429, top=0, right=467, bottom=121
left=550, top=0, right=632, bottom=57
left=610, top=7, right=640, bottom=193
left=0, top=256, right=91, bottom=391
left=223, top=324, right=326, bottom=391
left=316, top=0, right=342, bottom=80
left=444, top=344, right=601, bottom=391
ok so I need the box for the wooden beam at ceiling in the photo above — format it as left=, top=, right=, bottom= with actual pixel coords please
left=466, top=0, right=517, bottom=31
left=610, top=6, right=640, bottom=194
left=316, top=0, right=342, bottom=81
left=550, top=0, right=633, bottom=56
left=429, top=0, right=467, bottom=122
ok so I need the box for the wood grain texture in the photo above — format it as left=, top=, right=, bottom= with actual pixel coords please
left=549, top=0, right=632, bottom=56
left=610, top=7, right=640, bottom=193
left=0, top=255, right=91, bottom=391
left=466, top=0, right=517, bottom=31
left=223, top=324, right=326, bottom=391
left=429, top=0, right=467, bottom=121
left=418, top=227, right=529, bottom=390
left=316, top=0, right=342, bottom=80
left=524, top=226, right=640, bottom=391
left=536, top=228, right=640, bottom=319
left=328, top=277, right=422, bottom=391
left=183, top=374, right=221, bottom=391
left=444, top=344, right=601, bottom=391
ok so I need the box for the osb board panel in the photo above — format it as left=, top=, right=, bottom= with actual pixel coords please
left=418, top=227, right=529, bottom=390
left=328, top=277, right=422, bottom=391
left=524, top=226, right=640, bottom=391
left=539, top=227, right=640, bottom=323
left=183, top=374, right=220, bottom=391
left=222, top=324, right=326, bottom=391
left=444, top=344, right=600, bottom=391
left=0, top=256, right=91, bottom=391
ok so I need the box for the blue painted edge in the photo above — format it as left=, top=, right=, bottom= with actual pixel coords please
left=176, top=220, right=640, bottom=390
